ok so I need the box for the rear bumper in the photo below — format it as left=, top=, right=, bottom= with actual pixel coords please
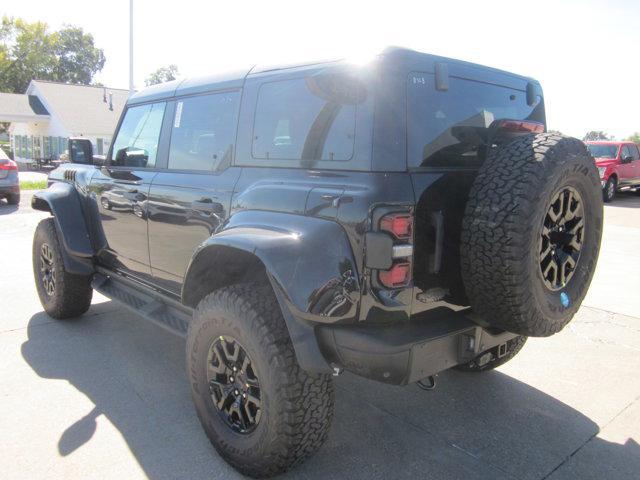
left=316, top=309, right=518, bottom=385
left=0, top=185, right=20, bottom=195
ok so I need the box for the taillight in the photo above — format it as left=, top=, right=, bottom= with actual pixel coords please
left=379, top=213, right=413, bottom=240
left=0, top=159, right=18, bottom=171
left=375, top=211, right=414, bottom=289
left=379, top=262, right=411, bottom=288
left=498, top=120, right=545, bottom=134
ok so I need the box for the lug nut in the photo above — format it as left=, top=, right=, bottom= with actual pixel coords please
left=234, top=389, right=239, bottom=395
left=242, top=393, right=247, bottom=398
left=229, top=376, right=234, bottom=382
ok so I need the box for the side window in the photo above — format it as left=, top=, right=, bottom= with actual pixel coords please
left=621, top=145, right=632, bottom=160
left=110, top=102, right=166, bottom=168
left=168, top=91, right=240, bottom=171
left=252, top=77, right=356, bottom=162
left=628, top=144, right=640, bottom=161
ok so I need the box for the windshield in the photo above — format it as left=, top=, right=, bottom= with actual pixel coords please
left=587, top=144, right=618, bottom=159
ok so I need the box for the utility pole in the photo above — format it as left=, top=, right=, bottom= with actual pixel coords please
left=129, top=0, right=134, bottom=94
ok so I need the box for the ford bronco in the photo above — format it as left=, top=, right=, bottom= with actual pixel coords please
left=31, top=47, right=602, bottom=477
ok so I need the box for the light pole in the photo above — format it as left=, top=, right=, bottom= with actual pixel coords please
left=129, top=0, right=134, bottom=94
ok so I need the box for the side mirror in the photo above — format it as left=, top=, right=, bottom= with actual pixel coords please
left=115, top=147, right=149, bottom=167
left=621, top=155, right=633, bottom=164
left=68, top=138, right=93, bottom=164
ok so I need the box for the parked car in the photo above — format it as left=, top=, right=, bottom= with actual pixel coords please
left=0, top=149, right=20, bottom=205
left=585, top=140, right=640, bottom=202
left=31, top=47, right=603, bottom=478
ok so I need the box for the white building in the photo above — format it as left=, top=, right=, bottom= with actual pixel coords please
left=0, top=80, right=128, bottom=165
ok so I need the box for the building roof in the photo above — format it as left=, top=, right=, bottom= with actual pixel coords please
left=0, top=93, right=50, bottom=122
left=28, top=80, right=129, bottom=135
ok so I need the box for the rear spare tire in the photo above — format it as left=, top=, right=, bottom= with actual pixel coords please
left=461, top=133, right=602, bottom=337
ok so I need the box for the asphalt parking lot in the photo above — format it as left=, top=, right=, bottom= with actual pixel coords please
left=1, top=191, right=639, bottom=480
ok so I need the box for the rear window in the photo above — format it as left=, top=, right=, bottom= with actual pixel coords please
left=252, top=77, right=356, bottom=162
left=407, top=73, right=545, bottom=168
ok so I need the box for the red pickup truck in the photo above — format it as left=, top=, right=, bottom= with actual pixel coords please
left=586, top=141, right=640, bottom=202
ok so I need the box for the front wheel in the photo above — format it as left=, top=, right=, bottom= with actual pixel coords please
left=186, top=283, right=334, bottom=478
left=603, top=176, right=616, bottom=203
left=32, top=218, right=93, bottom=319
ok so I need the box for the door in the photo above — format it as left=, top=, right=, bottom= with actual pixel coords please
left=618, top=144, right=635, bottom=185
left=89, top=101, right=167, bottom=280
left=628, top=144, right=640, bottom=185
left=147, top=91, right=242, bottom=294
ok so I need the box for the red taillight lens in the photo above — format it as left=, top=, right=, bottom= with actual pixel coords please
left=498, top=120, right=545, bottom=134
left=0, top=159, right=18, bottom=171
left=380, top=213, right=413, bottom=240
left=379, top=262, right=411, bottom=288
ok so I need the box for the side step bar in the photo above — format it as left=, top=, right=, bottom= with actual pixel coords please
left=92, top=271, right=192, bottom=337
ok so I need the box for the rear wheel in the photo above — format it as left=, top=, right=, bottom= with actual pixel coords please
left=186, top=283, right=334, bottom=478
left=32, top=218, right=93, bottom=319
left=603, top=176, right=616, bottom=203
left=7, top=193, right=20, bottom=205
left=461, top=133, right=603, bottom=337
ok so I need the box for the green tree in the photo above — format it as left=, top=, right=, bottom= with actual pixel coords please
left=583, top=131, right=611, bottom=141
left=50, top=26, right=106, bottom=85
left=0, top=16, right=105, bottom=94
left=625, top=132, right=640, bottom=143
left=145, top=64, right=179, bottom=86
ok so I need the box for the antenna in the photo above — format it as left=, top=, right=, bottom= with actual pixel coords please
left=109, top=92, right=113, bottom=111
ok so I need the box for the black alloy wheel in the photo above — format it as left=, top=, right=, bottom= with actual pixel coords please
left=539, top=186, right=585, bottom=291
left=40, top=242, right=56, bottom=297
left=207, top=335, right=262, bottom=434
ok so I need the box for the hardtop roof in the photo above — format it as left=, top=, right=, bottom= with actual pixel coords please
left=127, top=47, right=539, bottom=106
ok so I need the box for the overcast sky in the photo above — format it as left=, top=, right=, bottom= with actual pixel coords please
left=4, top=0, right=639, bottom=139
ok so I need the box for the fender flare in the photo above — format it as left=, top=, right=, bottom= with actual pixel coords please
left=182, top=211, right=361, bottom=373
left=31, top=182, right=94, bottom=275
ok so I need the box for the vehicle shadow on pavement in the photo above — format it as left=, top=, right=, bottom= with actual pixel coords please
left=21, top=305, right=640, bottom=480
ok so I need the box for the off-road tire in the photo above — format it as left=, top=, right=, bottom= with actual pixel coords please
left=603, top=176, right=616, bottom=203
left=461, top=133, right=602, bottom=337
left=455, top=336, right=527, bottom=372
left=7, top=193, right=20, bottom=205
left=32, top=217, right=93, bottom=319
left=186, top=283, right=334, bottom=478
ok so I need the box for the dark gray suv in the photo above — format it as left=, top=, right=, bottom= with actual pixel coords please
left=32, top=47, right=602, bottom=477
